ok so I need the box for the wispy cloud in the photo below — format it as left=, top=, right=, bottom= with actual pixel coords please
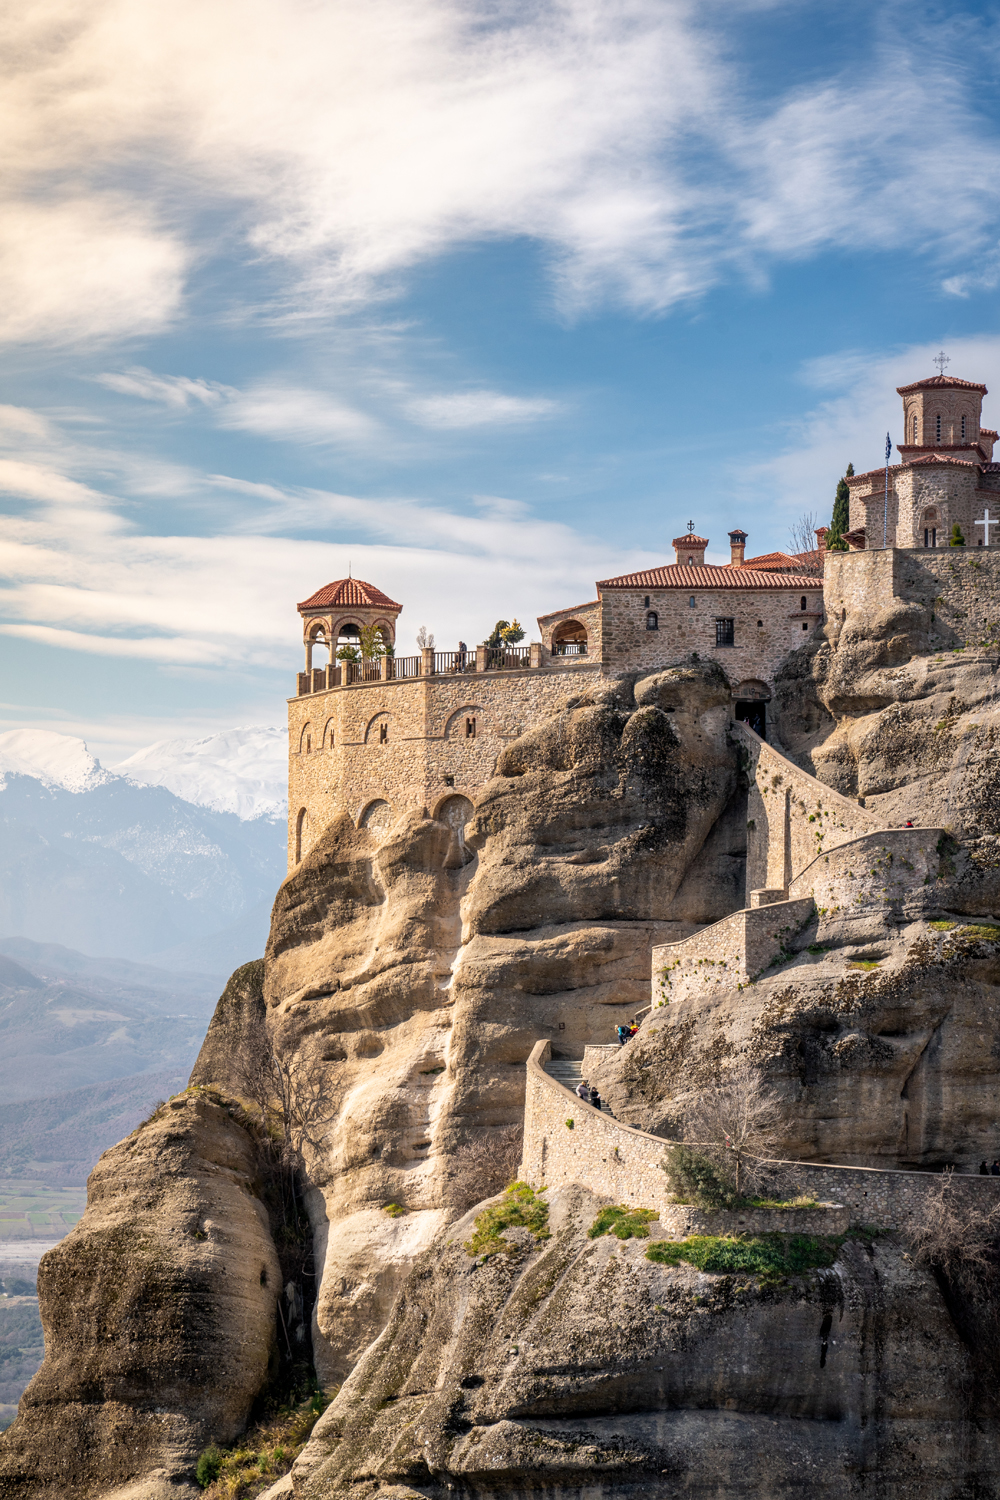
left=217, top=385, right=379, bottom=444
left=4, top=1, right=1000, bottom=343
left=405, top=390, right=561, bottom=429
left=93, top=366, right=235, bottom=408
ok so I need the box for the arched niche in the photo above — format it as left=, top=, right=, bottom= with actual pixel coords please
left=434, top=793, right=474, bottom=831
left=443, top=705, right=484, bottom=740
left=365, top=712, right=391, bottom=745
left=298, top=722, right=313, bottom=754
left=294, top=807, right=309, bottom=863
left=322, top=717, right=336, bottom=750
left=358, top=799, right=393, bottom=838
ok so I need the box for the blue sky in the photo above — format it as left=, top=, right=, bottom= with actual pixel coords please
left=4, top=0, right=1000, bottom=761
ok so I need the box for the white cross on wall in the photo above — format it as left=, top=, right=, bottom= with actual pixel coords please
left=976, top=508, right=997, bottom=545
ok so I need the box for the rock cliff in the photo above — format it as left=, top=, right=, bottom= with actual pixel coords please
left=291, top=1184, right=1000, bottom=1499
left=0, top=1089, right=280, bottom=1500
left=261, top=664, right=744, bottom=1385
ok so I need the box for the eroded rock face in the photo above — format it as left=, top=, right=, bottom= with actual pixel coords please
left=262, top=664, right=743, bottom=1382
left=0, top=1093, right=280, bottom=1500
left=292, top=1184, right=999, bottom=1499
left=596, top=913, right=1000, bottom=1171
left=775, top=605, right=1000, bottom=841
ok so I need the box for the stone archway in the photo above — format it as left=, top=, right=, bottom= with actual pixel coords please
left=733, top=679, right=770, bottom=740
left=358, top=799, right=393, bottom=838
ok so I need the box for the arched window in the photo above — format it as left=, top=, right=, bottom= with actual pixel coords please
left=295, top=807, right=308, bottom=863
left=962, top=414, right=967, bottom=438
left=936, top=413, right=942, bottom=442
left=800, top=596, right=807, bottom=610
left=298, top=722, right=313, bottom=754
left=688, top=596, right=696, bottom=609
left=912, top=414, right=918, bottom=443
left=323, top=718, right=335, bottom=750
left=646, top=611, right=658, bottom=631
left=551, top=620, right=588, bottom=657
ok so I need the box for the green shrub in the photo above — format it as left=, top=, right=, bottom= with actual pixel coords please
left=661, top=1145, right=739, bottom=1209
left=588, top=1205, right=659, bottom=1240
left=196, top=1447, right=222, bottom=1488
left=464, top=1181, right=550, bottom=1258
left=382, top=1202, right=407, bottom=1218
left=646, top=1232, right=842, bottom=1285
left=950, top=523, right=966, bottom=547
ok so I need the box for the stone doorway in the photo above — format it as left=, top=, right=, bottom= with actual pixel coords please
left=735, top=700, right=766, bottom=738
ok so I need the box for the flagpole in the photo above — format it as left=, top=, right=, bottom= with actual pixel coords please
left=883, top=432, right=891, bottom=548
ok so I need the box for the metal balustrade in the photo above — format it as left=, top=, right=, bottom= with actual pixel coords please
left=551, top=641, right=587, bottom=656
left=433, top=651, right=474, bottom=674
left=389, top=654, right=420, bottom=678
left=486, top=645, right=531, bottom=671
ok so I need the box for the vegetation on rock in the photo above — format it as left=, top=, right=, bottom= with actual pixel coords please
left=588, top=1205, right=659, bottom=1240
left=196, top=1388, right=331, bottom=1498
left=463, top=1181, right=549, bottom=1258
left=646, top=1231, right=843, bottom=1285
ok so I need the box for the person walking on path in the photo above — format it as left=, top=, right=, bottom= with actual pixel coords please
left=991, top=1160, right=1000, bottom=1177
left=575, top=1080, right=591, bottom=1103
left=981, top=1160, right=990, bottom=1175
left=589, top=1086, right=602, bottom=1112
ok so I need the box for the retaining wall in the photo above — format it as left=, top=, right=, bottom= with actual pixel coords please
left=649, top=897, right=815, bottom=1006
left=521, top=1041, right=1000, bottom=1235
left=732, top=719, right=877, bottom=898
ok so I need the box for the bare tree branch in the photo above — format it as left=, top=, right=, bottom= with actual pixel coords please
left=787, top=511, right=823, bottom=572
left=679, top=1061, right=784, bottom=1197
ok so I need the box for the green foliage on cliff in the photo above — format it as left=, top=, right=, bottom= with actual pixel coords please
left=464, top=1181, right=549, bottom=1258
left=646, top=1231, right=842, bottom=1285
left=588, top=1205, right=659, bottom=1240
left=196, top=1389, right=330, bottom=1497
left=662, top=1145, right=740, bottom=1209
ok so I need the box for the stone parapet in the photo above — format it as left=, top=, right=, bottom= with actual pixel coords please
left=650, top=897, right=815, bottom=1006
left=789, top=826, right=945, bottom=926
left=521, top=1041, right=1000, bottom=1236
left=732, top=719, right=877, bottom=897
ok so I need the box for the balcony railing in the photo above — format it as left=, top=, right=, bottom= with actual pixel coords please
left=551, top=640, right=588, bottom=656
left=434, top=650, right=474, bottom=673
left=485, top=645, right=531, bottom=671
left=389, top=655, right=420, bottom=678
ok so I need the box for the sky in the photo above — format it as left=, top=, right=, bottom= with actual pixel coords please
left=5, top=0, right=1000, bottom=762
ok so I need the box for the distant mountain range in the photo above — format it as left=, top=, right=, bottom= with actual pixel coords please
left=0, top=727, right=288, bottom=972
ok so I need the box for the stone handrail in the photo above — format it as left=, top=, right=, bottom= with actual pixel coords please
left=521, top=1039, right=1000, bottom=1233
left=650, top=897, right=816, bottom=1006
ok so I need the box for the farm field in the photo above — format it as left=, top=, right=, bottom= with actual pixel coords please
left=0, top=1181, right=86, bottom=1240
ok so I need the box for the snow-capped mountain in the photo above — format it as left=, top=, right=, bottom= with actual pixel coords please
left=0, top=728, right=288, bottom=972
left=113, top=727, right=287, bottom=820
left=0, top=730, right=112, bottom=794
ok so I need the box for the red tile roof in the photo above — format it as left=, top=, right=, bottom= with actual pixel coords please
left=597, top=564, right=822, bottom=591
left=848, top=453, right=977, bottom=485
left=896, top=375, right=987, bottom=394
left=297, top=577, right=403, bottom=612
left=742, top=551, right=801, bottom=570
left=672, top=535, right=709, bottom=547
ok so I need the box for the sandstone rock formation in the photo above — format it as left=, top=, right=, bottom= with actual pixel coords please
left=596, top=913, right=1000, bottom=1171
left=261, top=663, right=746, bottom=1384
left=0, top=1091, right=280, bottom=1500
left=292, top=1183, right=1000, bottom=1499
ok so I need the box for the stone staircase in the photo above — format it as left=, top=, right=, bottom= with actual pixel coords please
left=543, top=1057, right=611, bottom=1113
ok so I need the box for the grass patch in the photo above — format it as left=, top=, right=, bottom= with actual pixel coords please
left=958, top=924, right=1000, bottom=941
left=645, top=1232, right=842, bottom=1286
left=197, top=1390, right=330, bottom=1497
left=930, top=920, right=956, bottom=931
left=848, top=960, right=880, bottom=971
left=464, top=1181, right=550, bottom=1259
left=587, top=1205, right=659, bottom=1241
left=382, top=1202, right=407, bottom=1218
left=807, top=944, right=829, bottom=955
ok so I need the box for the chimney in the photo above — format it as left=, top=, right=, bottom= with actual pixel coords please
left=728, top=528, right=748, bottom=567
left=814, top=526, right=828, bottom=555
left=672, top=532, right=708, bottom=566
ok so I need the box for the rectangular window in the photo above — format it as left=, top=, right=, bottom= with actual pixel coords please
left=715, top=618, right=735, bottom=647
left=379, top=723, right=388, bottom=743
left=465, top=716, right=476, bottom=738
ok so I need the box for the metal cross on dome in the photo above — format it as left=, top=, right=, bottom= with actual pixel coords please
left=933, top=351, right=950, bottom=377
left=686, top=520, right=695, bottom=533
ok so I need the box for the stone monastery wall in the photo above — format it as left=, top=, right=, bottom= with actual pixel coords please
left=598, top=581, right=823, bottom=682
left=287, top=663, right=600, bottom=867
left=826, top=545, right=1000, bottom=651
left=734, top=718, right=877, bottom=898
left=522, top=1041, right=1000, bottom=1235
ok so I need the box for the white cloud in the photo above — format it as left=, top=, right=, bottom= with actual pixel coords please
left=4, top=1, right=1000, bottom=341
left=405, top=390, right=561, bottom=429
left=93, top=366, right=235, bottom=408
left=218, top=385, right=379, bottom=444
left=0, top=195, right=186, bottom=346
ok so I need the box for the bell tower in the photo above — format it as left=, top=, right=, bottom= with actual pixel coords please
left=897, top=373, right=993, bottom=461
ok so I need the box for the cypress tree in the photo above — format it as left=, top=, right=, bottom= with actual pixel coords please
left=826, top=462, right=854, bottom=551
